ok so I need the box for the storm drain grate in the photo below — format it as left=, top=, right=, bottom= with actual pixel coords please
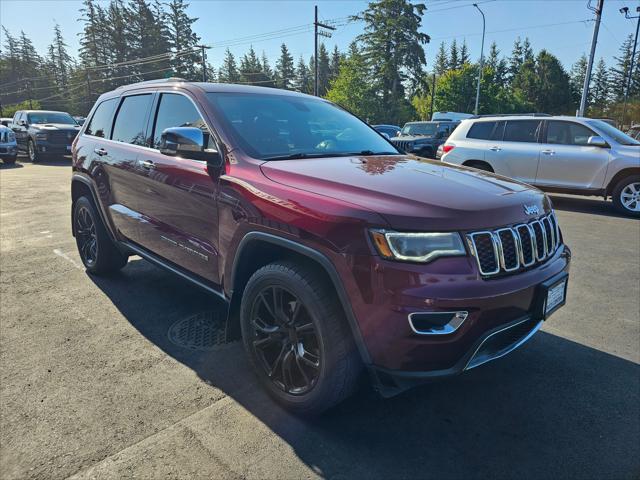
left=168, top=311, right=229, bottom=351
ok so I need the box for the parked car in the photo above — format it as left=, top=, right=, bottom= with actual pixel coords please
left=373, top=124, right=401, bottom=139
left=1, top=117, right=13, bottom=127
left=441, top=115, right=640, bottom=216
left=0, top=125, right=17, bottom=164
left=390, top=121, right=458, bottom=158
left=627, top=124, right=640, bottom=140
left=11, top=110, right=81, bottom=162
left=432, top=111, right=473, bottom=122
left=72, top=80, right=570, bottom=414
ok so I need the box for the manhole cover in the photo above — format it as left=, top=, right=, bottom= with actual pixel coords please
left=168, top=311, right=229, bottom=351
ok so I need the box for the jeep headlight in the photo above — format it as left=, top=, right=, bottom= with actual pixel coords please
left=370, top=230, right=466, bottom=263
left=35, top=132, right=48, bottom=141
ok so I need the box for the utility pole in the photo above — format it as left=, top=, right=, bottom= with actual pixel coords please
left=620, top=6, right=640, bottom=128
left=579, top=0, right=604, bottom=117
left=199, top=45, right=208, bottom=82
left=473, top=3, right=486, bottom=115
left=85, top=70, right=92, bottom=113
left=314, top=5, right=335, bottom=96
left=429, top=73, right=436, bottom=120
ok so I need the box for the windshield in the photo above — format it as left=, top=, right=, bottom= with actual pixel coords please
left=27, top=112, right=77, bottom=125
left=205, top=92, right=399, bottom=160
left=401, top=123, right=438, bottom=136
left=586, top=119, right=640, bottom=146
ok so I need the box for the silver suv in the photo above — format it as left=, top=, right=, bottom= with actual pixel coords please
left=442, top=115, right=640, bottom=216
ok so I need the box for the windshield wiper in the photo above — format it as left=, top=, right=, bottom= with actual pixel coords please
left=261, top=152, right=333, bottom=161
left=350, top=150, right=401, bottom=156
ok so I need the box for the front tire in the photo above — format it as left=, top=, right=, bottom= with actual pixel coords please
left=612, top=175, right=640, bottom=217
left=240, top=262, right=361, bottom=415
left=73, top=196, right=128, bottom=274
left=27, top=139, right=39, bottom=163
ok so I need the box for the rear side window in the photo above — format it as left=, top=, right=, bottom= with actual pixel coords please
left=152, top=93, right=208, bottom=147
left=546, top=121, right=595, bottom=146
left=85, top=98, right=118, bottom=138
left=467, top=121, right=496, bottom=140
left=111, top=94, right=153, bottom=146
left=503, top=120, right=541, bottom=143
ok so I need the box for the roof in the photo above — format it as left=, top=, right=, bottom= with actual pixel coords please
left=113, top=79, right=316, bottom=99
left=19, top=110, right=70, bottom=115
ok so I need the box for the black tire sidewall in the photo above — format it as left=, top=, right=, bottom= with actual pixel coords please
left=28, top=139, right=38, bottom=163
left=240, top=264, right=351, bottom=413
left=612, top=175, right=640, bottom=217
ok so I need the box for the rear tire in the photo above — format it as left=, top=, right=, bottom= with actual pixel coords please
left=240, top=261, right=362, bottom=415
left=612, top=175, right=640, bottom=217
left=73, top=196, right=128, bottom=274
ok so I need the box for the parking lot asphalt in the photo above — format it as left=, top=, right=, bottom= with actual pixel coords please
left=1, top=159, right=639, bottom=480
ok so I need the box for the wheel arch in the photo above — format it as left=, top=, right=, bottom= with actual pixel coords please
left=605, top=167, right=640, bottom=197
left=462, top=159, right=494, bottom=172
left=228, top=232, right=372, bottom=365
left=71, top=174, right=116, bottom=241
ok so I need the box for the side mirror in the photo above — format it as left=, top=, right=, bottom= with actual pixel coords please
left=160, top=127, right=222, bottom=165
left=587, top=135, right=609, bottom=148
left=19, top=120, right=27, bottom=127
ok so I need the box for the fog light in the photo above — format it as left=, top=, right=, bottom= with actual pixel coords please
left=408, top=311, right=468, bottom=335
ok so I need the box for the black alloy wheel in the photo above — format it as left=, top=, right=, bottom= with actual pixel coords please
left=75, top=205, right=98, bottom=267
left=248, top=285, right=321, bottom=395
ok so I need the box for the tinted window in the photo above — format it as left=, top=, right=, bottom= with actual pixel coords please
left=467, top=121, right=496, bottom=140
left=152, top=93, right=208, bottom=147
left=586, top=119, right=640, bottom=146
left=27, top=112, right=76, bottom=125
left=546, top=121, right=595, bottom=146
left=111, top=94, right=152, bottom=146
left=206, top=92, right=399, bottom=160
left=503, top=120, right=541, bottom=143
left=85, top=99, right=118, bottom=138
left=402, top=123, right=437, bottom=136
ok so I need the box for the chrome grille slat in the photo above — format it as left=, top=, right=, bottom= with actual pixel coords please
left=468, top=213, right=561, bottom=278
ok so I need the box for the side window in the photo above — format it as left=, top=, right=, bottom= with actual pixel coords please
left=503, top=120, right=541, bottom=143
left=85, top=98, right=118, bottom=138
left=546, top=121, right=595, bottom=146
left=467, top=121, right=496, bottom=140
left=152, top=93, right=209, bottom=148
left=111, top=94, right=153, bottom=146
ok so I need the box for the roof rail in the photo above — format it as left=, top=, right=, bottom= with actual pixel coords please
left=469, top=113, right=552, bottom=119
left=116, top=77, right=188, bottom=89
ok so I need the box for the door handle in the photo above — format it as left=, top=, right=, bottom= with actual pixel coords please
left=489, top=146, right=501, bottom=152
left=140, top=160, right=155, bottom=169
left=94, top=148, right=108, bottom=156
left=541, top=149, right=555, bottom=155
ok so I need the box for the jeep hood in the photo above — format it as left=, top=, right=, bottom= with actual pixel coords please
left=260, top=155, right=550, bottom=231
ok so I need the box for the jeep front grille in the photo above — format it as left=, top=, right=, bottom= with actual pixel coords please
left=467, top=212, right=561, bottom=277
left=391, top=140, right=413, bottom=152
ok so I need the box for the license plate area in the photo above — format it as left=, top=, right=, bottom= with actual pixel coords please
left=533, top=272, right=568, bottom=320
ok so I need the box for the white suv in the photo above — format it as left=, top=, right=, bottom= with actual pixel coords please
left=442, top=115, right=640, bottom=216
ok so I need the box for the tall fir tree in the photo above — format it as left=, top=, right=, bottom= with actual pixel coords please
left=329, top=45, right=342, bottom=83
left=569, top=54, right=588, bottom=108
left=449, top=39, right=459, bottom=70
left=610, top=34, right=636, bottom=101
left=317, top=43, right=331, bottom=96
left=591, top=58, right=610, bottom=114
left=294, top=55, right=311, bottom=93
left=459, top=39, right=470, bottom=65
left=166, top=0, right=201, bottom=79
left=433, top=42, right=448, bottom=76
left=275, top=43, right=295, bottom=90
left=218, top=48, right=240, bottom=83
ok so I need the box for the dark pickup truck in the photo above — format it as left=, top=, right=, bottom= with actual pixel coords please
left=12, top=110, right=80, bottom=162
left=71, top=79, right=570, bottom=414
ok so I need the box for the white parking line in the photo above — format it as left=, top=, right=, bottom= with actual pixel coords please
left=53, top=248, right=85, bottom=270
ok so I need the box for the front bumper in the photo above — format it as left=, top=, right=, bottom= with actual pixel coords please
left=34, top=140, right=73, bottom=155
left=0, top=145, right=17, bottom=158
left=344, top=245, right=571, bottom=395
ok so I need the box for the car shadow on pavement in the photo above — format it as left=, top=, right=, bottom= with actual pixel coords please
left=549, top=194, right=634, bottom=219
left=89, top=258, right=640, bottom=480
left=0, top=162, right=23, bottom=169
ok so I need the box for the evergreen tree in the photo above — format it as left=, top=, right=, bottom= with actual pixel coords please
left=486, top=41, right=507, bottom=87
left=459, top=39, right=470, bottom=65
left=449, top=39, right=459, bottom=70
left=218, top=48, right=240, bottom=83
left=260, top=51, right=275, bottom=86
left=508, top=37, right=524, bottom=82
left=294, top=55, right=311, bottom=93
left=166, top=0, right=201, bottom=79
left=317, top=43, right=331, bottom=96
left=1, top=27, right=21, bottom=81
left=353, top=0, right=430, bottom=123
left=275, top=43, right=295, bottom=90
left=569, top=54, right=588, bottom=107
left=610, top=34, right=635, bottom=101
left=433, top=41, right=448, bottom=76
left=591, top=58, right=610, bottom=114
left=79, top=0, right=108, bottom=67
left=240, top=46, right=270, bottom=85
left=329, top=45, right=341, bottom=82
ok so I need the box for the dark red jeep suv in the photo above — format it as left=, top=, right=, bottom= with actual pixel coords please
left=71, top=79, right=570, bottom=414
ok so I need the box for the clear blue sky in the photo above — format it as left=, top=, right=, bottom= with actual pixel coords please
left=1, top=0, right=638, bottom=73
